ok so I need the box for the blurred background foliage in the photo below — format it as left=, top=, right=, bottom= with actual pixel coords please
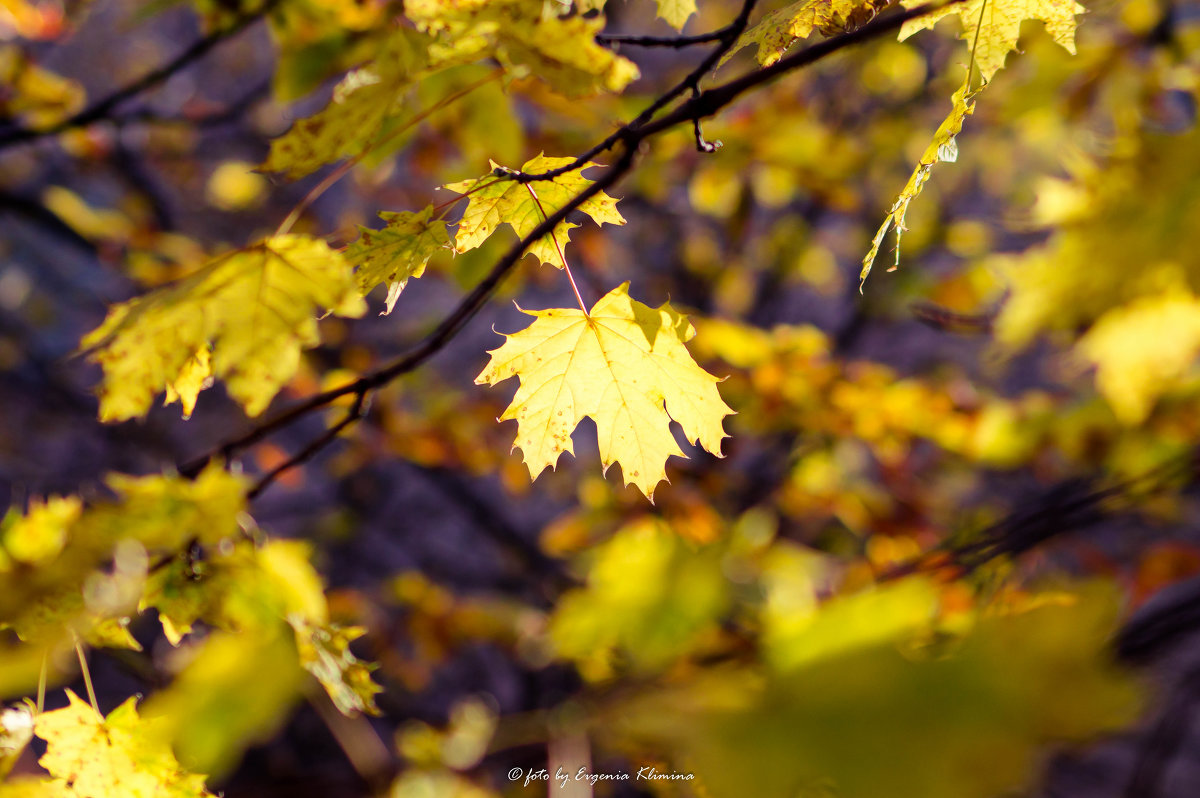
left=1, top=0, right=1200, bottom=794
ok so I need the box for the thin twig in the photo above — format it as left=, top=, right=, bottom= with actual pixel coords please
left=0, top=0, right=277, bottom=150
left=72, top=633, right=100, bottom=714
left=513, top=0, right=761, bottom=184
left=246, top=390, right=367, bottom=499
left=111, top=78, right=272, bottom=128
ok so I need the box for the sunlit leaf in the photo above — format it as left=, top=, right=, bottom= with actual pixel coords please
left=36, top=691, right=214, bottom=798
left=443, top=155, right=625, bottom=269
left=476, top=283, right=732, bottom=499
left=291, top=618, right=383, bottom=716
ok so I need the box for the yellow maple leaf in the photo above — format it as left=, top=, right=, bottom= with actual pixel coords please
left=81, top=235, right=366, bottom=421
left=291, top=618, right=383, bottom=716
left=35, top=691, right=213, bottom=798
left=346, top=206, right=451, bottom=315
left=723, top=0, right=889, bottom=67
left=444, top=155, right=625, bottom=268
left=861, top=85, right=977, bottom=285
left=900, top=0, right=1085, bottom=81
left=475, top=283, right=733, bottom=499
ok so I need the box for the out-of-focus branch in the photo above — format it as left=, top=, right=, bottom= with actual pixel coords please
left=0, top=0, right=277, bottom=151
left=595, top=28, right=730, bottom=48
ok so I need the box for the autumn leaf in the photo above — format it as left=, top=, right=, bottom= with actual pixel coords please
left=444, top=155, right=625, bottom=268
left=900, top=0, right=1085, bottom=81
left=861, top=85, right=977, bottom=285
left=404, top=0, right=639, bottom=97
left=291, top=618, right=383, bottom=716
left=262, top=28, right=438, bottom=179
left=346, top=206, right=451, bottom=315
left=475, top=283, right=732, bottom=499
left=655, top=0, right=697, bottom=30
left=723, top=0, right=890, bottom=67
left=81, top=235, right=366, bottom=421
left=35, top=691, right=214, bottom=798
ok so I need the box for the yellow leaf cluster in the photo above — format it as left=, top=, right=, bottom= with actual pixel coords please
left=550, top=517, right=729, bottom=679
left=444, top=155, right=625, bottom=268
left=405, top=0, right=639, bottom=97
left=997, top=127, right=1200, bottom=421
left=724, top=0, right=890, bottom=67
left=605, top=580, right=1140, bottom=798
left=475, top=283, right=732, bottom=499
left=81, top=235, right=365, bottom=421
left=0, top=467, right=247, bottom=649
left=264, top=0, right=638, bottom=178
left=142, top=632, right=305, bottom=778
left=900, top=0, right=1085, bottom=82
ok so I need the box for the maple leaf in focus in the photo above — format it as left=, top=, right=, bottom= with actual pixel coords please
left=346, top=206, right=451, bottom=315
left=35, top=691, right=213, bottom=798
left=900, top=0, right=1085, bottom=81
left=475, top=283, right=732, bottom=500
left=444, top=155, right=625, bottom=269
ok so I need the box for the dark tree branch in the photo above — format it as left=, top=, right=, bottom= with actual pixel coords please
left=513, top=0, right=761, bottom=184
left=111, top=78, right=272, bottom=129
left=878, top=446, right=1200, bottom=583
left=514, top=0, right=961, bottom=184
left=0, top=1, right=276, bottom=151
left=595, top=28, right=731, bottom=48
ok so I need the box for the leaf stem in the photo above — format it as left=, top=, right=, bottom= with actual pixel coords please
left=37, top=651, right=48, bottom=714
left=73, top=633, right=100, bottom=715
left=965, top=0, right=988, bottom=92
left=524, top=184, right=589, bottom=313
